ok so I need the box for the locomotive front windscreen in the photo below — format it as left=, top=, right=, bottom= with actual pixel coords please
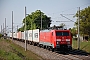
left=56, top=32, right=69, bottom=36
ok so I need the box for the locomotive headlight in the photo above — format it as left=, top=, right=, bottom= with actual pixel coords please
left=56, top=41, right=60, bottom=45
left=56, top=39, right=61, bottom=41
left=66, top=39, right=70, bottom=41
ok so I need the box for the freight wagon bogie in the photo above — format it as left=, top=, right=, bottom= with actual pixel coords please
left=31, top=42, right=39, bottom=46
left=39, top=44, right=55, bottom=52
left=28, top=41, right=32, bottom=44
left=39, top=42, right=55, bottom=52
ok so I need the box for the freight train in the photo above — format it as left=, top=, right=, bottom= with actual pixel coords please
left=9, top=26, right=72, bottom=52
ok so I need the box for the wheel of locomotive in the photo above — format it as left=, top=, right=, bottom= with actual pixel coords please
left=41, top=44, right=43, bottom=48
left=44, top=45, right=46, bottom=49
left=39, top=44, right=42, bottom=48
left=51, top=47, right=55, bottom=52
left=46, top=46, right=48, bottom=50
left=49, top=47, right=51, bottom=51
left=42, top=45, right=44, bottom=48
left=49, top=46, right=52, bottom=51
left=47, top=46, right=50, bottom=51
left=43, top=45, right=46, bottom=49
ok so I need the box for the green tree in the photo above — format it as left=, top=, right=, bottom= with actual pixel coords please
left=74, top=6, right=90, bottom=36
left=18, top=10, right=52, bottom=31
left=0, top=34, right=3, bottom=38
left=70, top=27, right=77, bottom=36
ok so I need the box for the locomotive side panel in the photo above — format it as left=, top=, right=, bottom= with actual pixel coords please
left=40, top=31, right=54, bottom=48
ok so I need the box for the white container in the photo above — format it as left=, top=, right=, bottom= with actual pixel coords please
left=24, top=31, right=28, bottom=40
left=28, top=30, right=32, bottom=41
left=15, top=32, right=17, bottom=38
left=7, top=33, right=10, bottom=37
left=9, top=33, right=12, bottom=37
left=17, top=33, right=18, bottom=39
left=33, top=29, right=39, bottom=42
left=21, top=32, right=24, bottom=40
left=13, top=32, right=17, bottom=38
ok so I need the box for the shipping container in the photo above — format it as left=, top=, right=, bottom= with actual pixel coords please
left=21, top=32, right=24, bottom=40
left=24, top=30, right=28, bottom=40
left=18, top=31, right=22, bottom=39
left=16, top=32, right=18, bottom=39
left=28, top=30, right=32, bottom=41
left=13, top=32, right=17, bottom=38
left=33, top=29, right=39, bottom=42
left=9, top=33, right=12, bottom=37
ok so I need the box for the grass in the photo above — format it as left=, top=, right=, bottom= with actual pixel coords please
left=0, top=39, right=43, bottom=60
left=72, top=39, right=90, bottom=53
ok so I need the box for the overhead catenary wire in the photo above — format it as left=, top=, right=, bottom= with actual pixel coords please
left=60, top=14, right=75, bottom=22
left=47, top=2, right=90, bottom=17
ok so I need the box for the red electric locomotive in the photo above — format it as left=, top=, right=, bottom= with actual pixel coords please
left=39, top=26, right=72, bottom=51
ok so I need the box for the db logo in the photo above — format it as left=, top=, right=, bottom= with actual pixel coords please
left=62, top=37, right=65, bottom=41
left=62, top=37, right=64, bottom=39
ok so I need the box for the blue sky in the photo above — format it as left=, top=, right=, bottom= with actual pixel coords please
left=0, top=0, right=90, bottom=32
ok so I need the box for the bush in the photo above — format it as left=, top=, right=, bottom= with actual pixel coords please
left=0, top=34, right=2, bottom=38
left=88, top=37, right=90, bottom=41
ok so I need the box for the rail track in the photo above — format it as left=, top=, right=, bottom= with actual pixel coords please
left=12, top=40, right=90, bottom=60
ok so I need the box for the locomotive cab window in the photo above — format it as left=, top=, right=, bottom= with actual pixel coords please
left=56, top=32, right=62, bottom=36
left=63, top=32, right=69, bottom=36
left=56, top=32, right=69, bottom=36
